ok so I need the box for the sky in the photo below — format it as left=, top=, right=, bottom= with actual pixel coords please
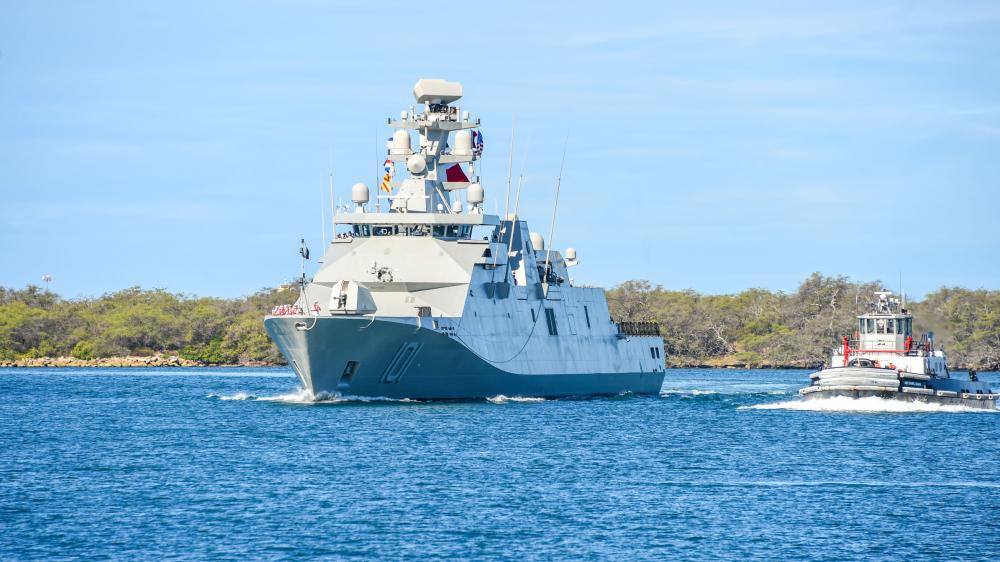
left=2, top=0, right=999, bottom=299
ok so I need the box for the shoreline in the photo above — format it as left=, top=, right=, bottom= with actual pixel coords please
left=1, top=355, right=812, bottom=370
left=0, top=355, right=279, bottom=368
left=0, top=356, right=983, bottom=372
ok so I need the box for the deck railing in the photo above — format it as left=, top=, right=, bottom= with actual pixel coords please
left=616, top=321, right=661, bottom=337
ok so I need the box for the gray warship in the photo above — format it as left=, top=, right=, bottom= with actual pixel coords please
left=799, top=290, right=996, bottom=409
left=264, top=79, right=666, bottom=400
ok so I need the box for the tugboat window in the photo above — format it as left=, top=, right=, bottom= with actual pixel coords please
left=876, top=319, right=886, bottom=334
left=867, top=318, right=875, bottom=333
left=887, top=320, right=895, bottom=334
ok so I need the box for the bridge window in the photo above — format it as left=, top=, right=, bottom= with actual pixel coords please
left=887, top=319, right=895, bottom=334
left=352, top=225, right=371, bottom=237
left=430, top=224, right=474, bottom=239
left=876, top=319, right=886, bottom=334
left=866, top=318, right=875, bottom=333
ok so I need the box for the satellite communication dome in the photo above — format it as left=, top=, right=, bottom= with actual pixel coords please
left=565, top=247, right=577, bottom=261
left=389, top=130, right=412, bottom=155
left=467, top=183, right=484, bottom=205
left=453, top=130, right=473, bottom=156
left=529, top=232, right=545, bottom=251
left=406, top=154, right=427, bottom=175
left=351, top=182, right=370, bottom=204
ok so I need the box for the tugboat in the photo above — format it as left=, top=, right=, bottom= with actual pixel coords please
left=263, top=79, right=666, bottom=400
left=799, top=290, right=996, bottom=410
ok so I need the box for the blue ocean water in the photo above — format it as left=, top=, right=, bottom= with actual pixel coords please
left=1, top=368, right=998, bottom=560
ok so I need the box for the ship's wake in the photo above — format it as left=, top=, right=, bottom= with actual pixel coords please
left=742, top=395, right=997, bottom=414
left=660, top=387, right=792, bottom=398
left=207, top=389, right=418, bottom=404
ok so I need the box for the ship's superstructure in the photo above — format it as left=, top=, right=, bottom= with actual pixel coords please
left=800, top=291, right=996, bottom=409
left=264, top=79, right=665, bottom=399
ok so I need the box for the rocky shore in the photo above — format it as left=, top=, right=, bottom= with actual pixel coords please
left=0, top=355, right=278, bottom=368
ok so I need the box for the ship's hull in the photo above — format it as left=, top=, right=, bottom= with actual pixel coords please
left=800, top=366, right=997, bottom=410
left=264, top=316, right=665, bottom=400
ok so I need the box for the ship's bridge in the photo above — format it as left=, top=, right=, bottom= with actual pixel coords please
left=333, top=212, right=500, bottom=242
left=833, top=290, right=946, bottom=375
left=851, top=291, right=914, bottom=355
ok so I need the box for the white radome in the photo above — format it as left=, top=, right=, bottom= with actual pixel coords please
left=467, top=183, right=484, bottom=205
left=351, top=182, right=370, bottom=204
left=529, top=232, right=545, bottom=251
left=390, top=130, right=412, bottom=155
left=406, top=154, right=427, bottom=175
left=453, top=130, right=473, bottom=156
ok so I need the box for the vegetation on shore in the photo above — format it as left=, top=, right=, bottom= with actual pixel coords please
left=607, top=273, right=1000, bottom=370
left=1, top=273, right=998, bottom=369
left=0, top=286, right=287, bottom=366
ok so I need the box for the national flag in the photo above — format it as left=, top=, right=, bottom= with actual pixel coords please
left=445, top=164, right=470, bottom=183
left=473, top=130, right=484, bottom=157
left=385, top=136, right=394, bottom=150
left=380, top=158, right=394, bottom=192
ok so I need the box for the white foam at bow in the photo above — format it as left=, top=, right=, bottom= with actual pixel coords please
left=742, top=395, right=997, bottom=414
left=487, top=395, right=547, bottom=404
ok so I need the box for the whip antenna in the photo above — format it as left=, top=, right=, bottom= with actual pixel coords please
left=329, top=141, right=336, bottom=237
left=503, top=117, right=516, bottom=220
left=320, top=182, right=326, bottom=246
left=506, top=138, right=530, bottom=258
left=542, top=137, right=569, bottom=294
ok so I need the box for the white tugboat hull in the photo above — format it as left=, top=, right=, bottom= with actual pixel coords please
left=800, top=367, right=997, bottom=410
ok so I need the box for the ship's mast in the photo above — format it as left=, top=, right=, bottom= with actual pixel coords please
left=384, top=79, right=482, bottom=214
